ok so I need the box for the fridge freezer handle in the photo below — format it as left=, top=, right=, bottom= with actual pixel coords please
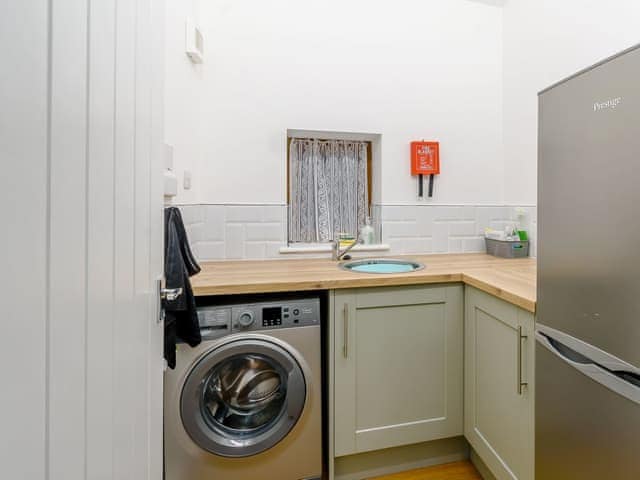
left=536, top=331, right=640, bottom=405
left=536, top=323, right=640, bottom=373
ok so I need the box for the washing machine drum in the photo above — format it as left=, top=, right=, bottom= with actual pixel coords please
left=180, top=338, right=307, bottom=458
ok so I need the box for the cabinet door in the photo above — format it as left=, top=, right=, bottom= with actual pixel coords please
left=334, top=285, right=463, bottom=457
left=464, top=287, right=534, bottom=480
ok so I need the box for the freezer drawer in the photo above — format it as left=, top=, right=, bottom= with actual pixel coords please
left=535, top=337, right=640, bottom=480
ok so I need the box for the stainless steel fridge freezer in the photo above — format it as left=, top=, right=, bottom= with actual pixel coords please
left=537, top=44, right=640, bottom=479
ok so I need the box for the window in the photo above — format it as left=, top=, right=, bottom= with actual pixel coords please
left=288, top=137, right=372, bottom=243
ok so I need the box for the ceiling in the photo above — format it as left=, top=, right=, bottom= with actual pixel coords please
left=466, top=0, right=508, bottom=7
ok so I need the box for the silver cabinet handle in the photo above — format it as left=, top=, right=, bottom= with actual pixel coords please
left=161, top=287, right=183, bottom=301
left=343, top=303, right=349, bottom=358
left=517, top=325, right=528, bottom=395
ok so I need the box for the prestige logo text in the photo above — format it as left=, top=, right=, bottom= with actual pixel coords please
left=593, top=97, right=622, bottom=111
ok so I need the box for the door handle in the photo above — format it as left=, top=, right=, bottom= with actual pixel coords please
left=161, top=287, right=183, bottom=301
left=156, top=279, right=183, bottom=324
left=517, top=325, right=528, bottom=395
left=343, top=303, right=349, bottom=358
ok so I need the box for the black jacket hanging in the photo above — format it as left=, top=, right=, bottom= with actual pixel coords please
left=163, top=207, right=201, bottom=369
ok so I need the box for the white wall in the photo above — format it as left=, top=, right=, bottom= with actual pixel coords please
left=502, top=0, right=640, bottom=204
left=165, top=0, right=204, bottom=204
left=166, top=0, right=640, bottom=208
left=167, top=0, right=504, bottom=205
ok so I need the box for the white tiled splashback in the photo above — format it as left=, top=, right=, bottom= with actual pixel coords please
left=179, top=204, right=287, bottom=260
left=380, top=205, right=537, bottom=257
left=178, top=204, right=537, bottom=261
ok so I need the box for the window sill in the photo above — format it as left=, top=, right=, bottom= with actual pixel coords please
left=278, top=243, right=390, bottom=255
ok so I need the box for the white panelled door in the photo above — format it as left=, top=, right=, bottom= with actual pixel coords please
left=1, top=1, right=165, bottom=479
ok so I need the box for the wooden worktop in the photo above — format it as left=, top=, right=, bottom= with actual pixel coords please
left=192, top=253, right=537, bottom=312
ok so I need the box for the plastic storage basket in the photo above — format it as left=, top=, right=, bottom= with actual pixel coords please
left=485, top=238, right=529, bottom=258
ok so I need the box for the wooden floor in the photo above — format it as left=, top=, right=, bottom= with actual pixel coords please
left=369, top=461, right=482, bottom=480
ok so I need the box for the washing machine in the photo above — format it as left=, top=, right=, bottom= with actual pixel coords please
left=164, top=295, right=323, bottom=480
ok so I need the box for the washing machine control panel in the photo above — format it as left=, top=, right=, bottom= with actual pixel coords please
left=231, top=298, right=320, bottom=332
left=197, top=297, right=320, bottom=338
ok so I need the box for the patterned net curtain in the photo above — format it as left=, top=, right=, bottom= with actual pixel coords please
left=289, top=138, right=369, bottom=243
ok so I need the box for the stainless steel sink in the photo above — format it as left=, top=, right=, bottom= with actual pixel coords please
left=339, top=258, right=425, bottom=274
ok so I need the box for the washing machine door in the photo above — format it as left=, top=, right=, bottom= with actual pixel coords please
left=180, top=337, right=307, bottom=457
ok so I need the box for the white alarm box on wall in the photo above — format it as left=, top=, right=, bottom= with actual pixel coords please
left=185, top=18, right=204, bottom=64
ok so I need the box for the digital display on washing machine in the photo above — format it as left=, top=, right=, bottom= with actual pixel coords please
left=262, top=307, right=282, bottom=327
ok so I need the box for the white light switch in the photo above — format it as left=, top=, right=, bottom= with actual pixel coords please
left=183, top=170, right=192, bottom=190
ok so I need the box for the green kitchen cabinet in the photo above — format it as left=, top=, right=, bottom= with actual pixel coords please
left=464, top=287, right=534, bottom=480
left=333, top=284, right=464, bottom=457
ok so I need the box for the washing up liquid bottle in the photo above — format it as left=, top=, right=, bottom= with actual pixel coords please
left=360, top=217, right=375, bottom=245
